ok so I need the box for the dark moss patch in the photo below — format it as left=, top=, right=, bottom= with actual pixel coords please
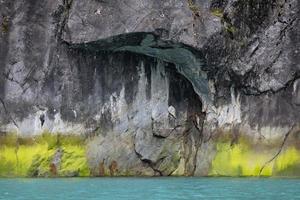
left=1, top=16, right=9, bottom=34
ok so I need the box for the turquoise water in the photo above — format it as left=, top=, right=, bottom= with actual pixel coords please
left=0, top=178, right=300, bottom=200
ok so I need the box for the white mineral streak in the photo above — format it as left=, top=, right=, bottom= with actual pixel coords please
left=206, top=86, right=241, bottom=127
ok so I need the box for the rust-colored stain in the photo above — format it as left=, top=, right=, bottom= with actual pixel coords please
left=109, top=160, right=118, bottom=176
left=99, top=160, right=105, bottom=176
left=49, top=163, right=57, bottom=176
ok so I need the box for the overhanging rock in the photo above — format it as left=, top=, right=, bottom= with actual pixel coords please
left=67, top=32, right=212, bottom=109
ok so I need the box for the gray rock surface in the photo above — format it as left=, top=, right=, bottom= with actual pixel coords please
left=0, top=0, right=299, bottom=176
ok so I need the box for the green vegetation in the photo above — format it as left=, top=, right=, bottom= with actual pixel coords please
left=225, top=24, right=237, bottom=35
left=211, top=8, right=223, bottom=18
left=209, top=141, right=273, bottom=176
left=59, top=145, right=90, bottom=176
left=187, top=0, right=200, bottom=16
left=209, top=137, right=300, bottom=177
left=1, top=16, right=9, bottom=33
left=27, top=147, right=57, bottom=177
left=210, top=9, right=237, bottom=36
left=0, top=132, right=90, bottom=177
left=273, top=147, right=300, bottom=176
left=1, top=131, right=299, bottom=177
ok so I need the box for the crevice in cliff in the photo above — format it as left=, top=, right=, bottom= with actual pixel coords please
left=259, top=124, right=298, bottom=176
left=278, top=17, right=297, bottom=42
left=168, top=125, right=183, bottom=136
left=182, top=127, right=192, bottom=175
left=53, top=0, right=73, bottom=41
left=2, top=70, right=23, bottom=88
left=178, top=93, right=206, bottom=175
left=182, top=114, right=206, bottom=176
left=133, top=143, right=164, bottom=176
left=227, top=14, right=299, bottom=97
left=241, top=72, right=300, bottom=96
left=191, top=115, right=205, bottom=175
left=0, top=97, right=19, bottom=129
left=2, top=67, right=39, bottom=96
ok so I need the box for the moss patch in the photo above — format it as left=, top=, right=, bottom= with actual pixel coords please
left=1, top=16, right=9, bottom=33
left=225, top=24, right=237, bottom=35
left=187, top=0, right=200, bottom=16
left=59, top=145, right=90, bottom=177
left=211, top=8, right=223, bottom=18
left=274, top=147, right=300, bottom=176
left=209, top=138, right=300, bottom=177
left=0, top=133, right=90, bottom=177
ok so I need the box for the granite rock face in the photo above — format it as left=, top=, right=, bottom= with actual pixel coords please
left=0, top=0, right=299, bottom=176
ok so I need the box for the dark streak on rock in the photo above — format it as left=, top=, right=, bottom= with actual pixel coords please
left=0, top=97, right=19, bottom=128
left=259, top=124, right=298, bottom=176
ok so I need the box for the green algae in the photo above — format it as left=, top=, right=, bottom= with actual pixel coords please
left=1, top=131, right=300, bottom=177
left=0, top=133, right=90, bottom=177
left=27, top=148, right=57, bottom=177
left=187, top=0, right=200, bottom=15
left=0, top=144, right=51, bottom=177
left=209, top=138, right=300, bottom=177
left=59, top=145, right=90, bottom=177
left=211, top=8, right=223, bottom=18
left=209, top=142, right=273, bottom=176
left=274, top=147, right=300, bottom=176
left=1, top=16, right=9, bottom=33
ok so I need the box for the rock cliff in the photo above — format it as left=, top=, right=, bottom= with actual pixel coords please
left=0, top=0, right=299, bottom=177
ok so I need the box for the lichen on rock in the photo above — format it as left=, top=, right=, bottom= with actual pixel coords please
left=0, top=133, right=90, bottom=177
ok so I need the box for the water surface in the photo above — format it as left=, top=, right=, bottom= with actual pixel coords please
left=0, top=177, right=300, bottom=200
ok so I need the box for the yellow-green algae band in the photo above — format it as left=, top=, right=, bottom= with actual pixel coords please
left=0, top=133, right=90, bottom=177
left=1, top=132, right=300, bottom=177
left=209, top=137, right=300, bottom=177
